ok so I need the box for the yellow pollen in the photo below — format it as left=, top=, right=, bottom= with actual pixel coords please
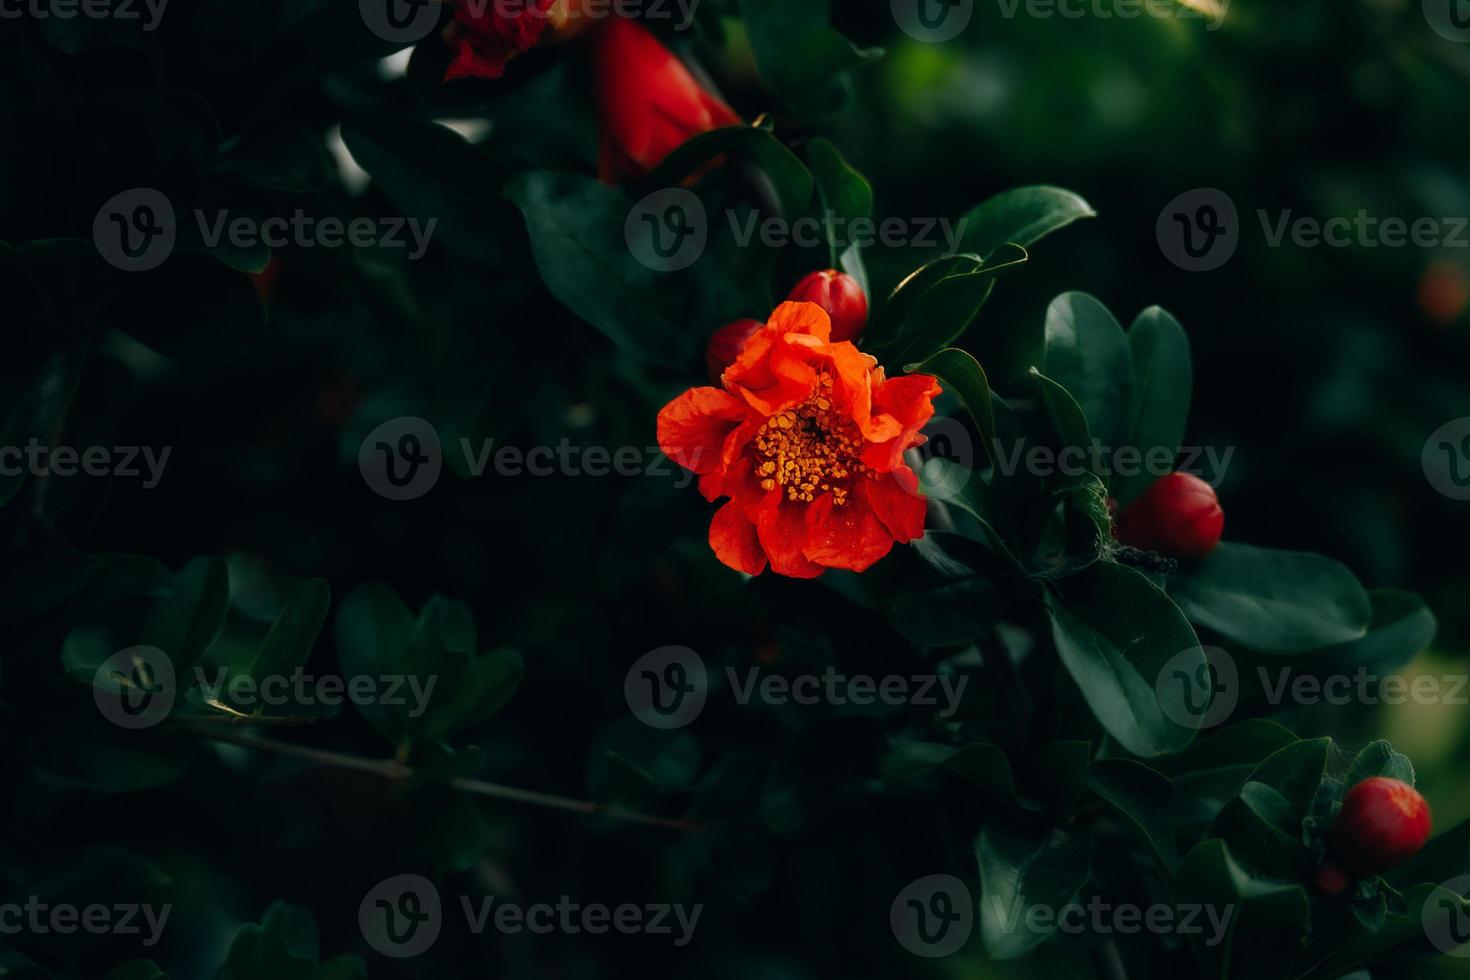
left=752, top=375, right=867, bottom=505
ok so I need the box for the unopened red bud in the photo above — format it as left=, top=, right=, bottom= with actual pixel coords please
left=786, top=269, right=868, bottom=344
left=1114, top=472, right=1224, bottom=559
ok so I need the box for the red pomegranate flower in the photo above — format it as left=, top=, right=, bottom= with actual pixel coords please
left=443, top=0, right=557, bottom=82
left=658, top=302, right=941, bottom=578
left=595, top=15, right=740, bottom=183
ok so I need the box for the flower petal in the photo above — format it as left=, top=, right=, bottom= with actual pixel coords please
left=657, top=387, right=748, bottom=475
left=709, top=500, right=767, bottom=575
left=755, top=494, right=826, bottom=578
left=863, top=373, right=941, bottom=472
left=860, top=471, right=929, bottom=544
left=802, top=491, right=897, bottom=572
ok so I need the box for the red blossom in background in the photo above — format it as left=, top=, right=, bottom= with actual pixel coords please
left=659, top=302, right=941, bottom=578
left=443, top=0, right=557, bottom=82
left=595, top=16, right=740, bottom=183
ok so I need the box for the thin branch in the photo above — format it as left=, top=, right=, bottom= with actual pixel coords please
left=192, top=727, right=702, bottom=833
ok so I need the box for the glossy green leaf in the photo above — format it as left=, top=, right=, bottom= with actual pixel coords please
left=1045, top=562, right=1204, bottom=757
left=1042, top=292, right=1135, bottom=454
left=1170, top=543, right=1372, bottom=653
left=975, top=821, right=1093, bottom=960
left=1086, top=758, right=1178, bottom=867
left=955, top=185, right=1096, bottom=260
left=865, top=245, right=1027, bottom=368
left=1115, top=306, right=1192, bottom=505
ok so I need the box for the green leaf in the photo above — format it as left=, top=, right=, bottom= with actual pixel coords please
left=0, top=341, right=82, bottom=506
left=1176, top=839, right=1309, bottom=980
left=739, top=0, right=881, bottom=118
left=975, top=822, right=1093, bottom=960
left=1297, top=881, right=1465, bottom=979
left=247, top=577, right=330, bottom=686
left=1044, top=562, right=1204, bottom=757
left=1032, top=740, right=1092, bottom=812
left=215, top=901, right=362, bottom=980
left=955, top=185, right=1096, bottom=260
left=339, top=118, right=508, bottom=263
left=1170, top=543, right=1372, bottom=653
left=906, top=348, right=997, bottom=464
left=883, top=741, right=1043, bottom=811
left=648, top=125, right=813, bottom=220
left=864, top=246, right=1027, bottom=368
left=1310, top=589, right=1436, bottom=671
left=1086, top=759, right=1178, bottom=868
left=1115, top=306, right=1192, bottom=505
left=0, top=948, right=52, bottom=979
left=1042, top=292, right=1135, bottom=454
left=334, top=582, right=416, bottom=743
left=142, top=557, right=230, bottom=675
left=1345, top=740, right=1414, bottom=786
left=1158, top=719, right=1299, bottom=777
left=505, top=171, right=749, bottom=370
left=335, top=582, right=522, bottom=746
left=806, top=137, right=873, bottom=286
left=1027, top=366, right=1097, bottom=470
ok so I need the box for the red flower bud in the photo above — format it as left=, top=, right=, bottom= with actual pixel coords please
left=1326, top=777, right=1431, bottom=878
left=1114, top=472, right=1223, bottom=559
left=705, top=318, right=764, bottom=383
left=786, top=269, right=868, bottom=344
left=594, top=16, right=740, bottom=183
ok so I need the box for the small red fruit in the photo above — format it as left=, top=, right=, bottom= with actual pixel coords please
left=786, top=270, right=868, bottom=344
left=705, top=318, right=764, bottom=383
left=1327, top=776, right=1431, bottom=878
left=1114, top=472, right=1224, bottom=559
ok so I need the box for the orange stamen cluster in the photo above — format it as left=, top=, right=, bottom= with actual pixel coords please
left=753, top=375, right=866, bottom=505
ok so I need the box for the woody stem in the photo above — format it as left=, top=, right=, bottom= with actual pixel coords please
left=192, top=727, right=702, bottom=833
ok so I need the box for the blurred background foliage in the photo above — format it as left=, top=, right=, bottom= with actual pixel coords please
left=3, top=0, right=1470, bottom=977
